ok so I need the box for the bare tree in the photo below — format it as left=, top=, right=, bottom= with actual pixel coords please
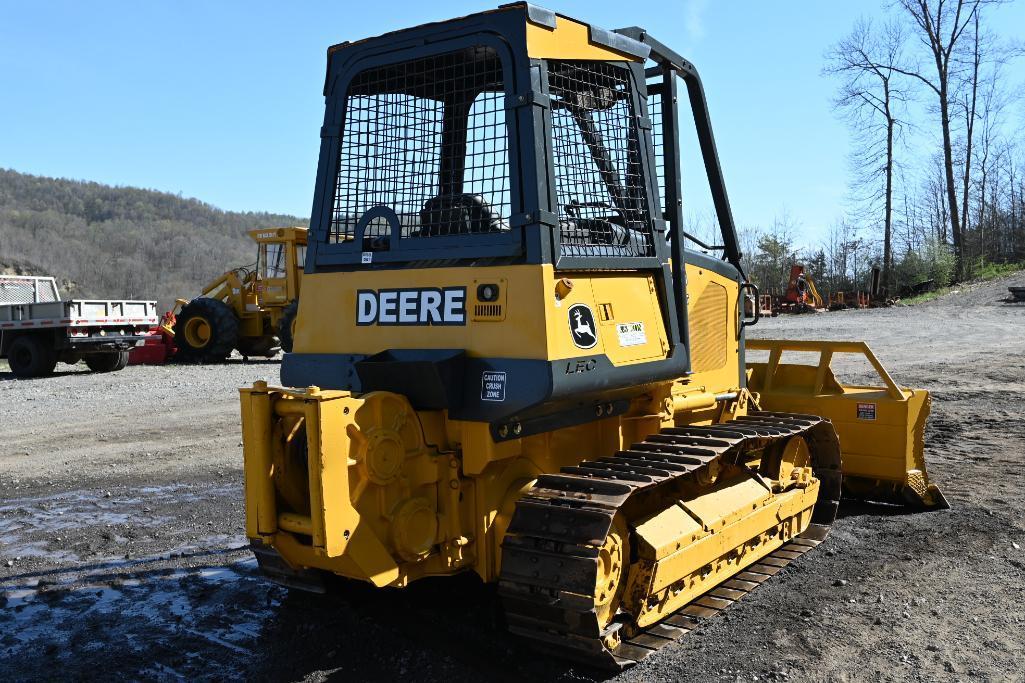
left=970, top=48, right=1008, bottom=260
left=924, top=154, right=951, bottom=245
left=825, top=18, right=909, bottom=295
left=959, top=10, right=981, bottom=241
left=891, top=0, right=997, bottom=280
left=957, top=10, right=1022, bottom=268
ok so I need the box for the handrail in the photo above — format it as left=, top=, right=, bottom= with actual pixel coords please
left=746, top=338, right=904, bottom=400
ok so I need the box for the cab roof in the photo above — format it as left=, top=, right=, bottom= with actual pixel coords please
left=323, top=3, right=651, bottom=96
left=248, top=227, right=308, bottom=244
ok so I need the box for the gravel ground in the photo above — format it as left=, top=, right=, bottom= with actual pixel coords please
left=2, top=273, right=1024, bottom=682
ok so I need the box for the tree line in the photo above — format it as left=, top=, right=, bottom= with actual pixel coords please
left=0, top=169, right=306, bottom=310
left=740, top=0, right=1023, bottom=299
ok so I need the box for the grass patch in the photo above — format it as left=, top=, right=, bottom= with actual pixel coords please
left=903, top=289, right=949, bottom=305
left=971, top=261, right=1023, bottom=280
left=902, top=262, right=1024, bottom=305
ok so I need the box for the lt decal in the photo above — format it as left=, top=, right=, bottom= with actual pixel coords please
left=357, top=287, right=466, bottom=325
left=564, top=358, right=597, bottom=374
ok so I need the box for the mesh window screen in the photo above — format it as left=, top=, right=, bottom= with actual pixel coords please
left=330, top=47, right=511, bottom=244
left=548, top=61, right=654, bottom=259
left=0, top=277, right=58, bottom=305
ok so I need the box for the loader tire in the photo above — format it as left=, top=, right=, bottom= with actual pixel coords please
left=84, top=351, right=129, bottom=373
left=7, top=335, right=57, bottom=378
left=174, top=297, right=239, bottom=362
left=277, top=300, right=299, bottom=354
left=236, top=334, right=279, bottom=359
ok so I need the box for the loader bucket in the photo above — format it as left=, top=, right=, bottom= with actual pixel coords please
left=746, top=339, right=948, bottom=509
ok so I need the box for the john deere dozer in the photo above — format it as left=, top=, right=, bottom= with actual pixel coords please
left=239, top=5, right=945, bottom=668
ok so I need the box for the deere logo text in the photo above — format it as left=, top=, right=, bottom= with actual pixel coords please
left=356, top=287, right=466, bottom=326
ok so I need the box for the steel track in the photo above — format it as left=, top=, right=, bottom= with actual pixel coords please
left=498, top=411, right=843, bottom=669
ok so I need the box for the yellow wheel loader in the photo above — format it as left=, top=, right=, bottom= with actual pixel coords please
left=239, top=5, right=946, bottom=668
left=174, top=227, right=306, bottom=361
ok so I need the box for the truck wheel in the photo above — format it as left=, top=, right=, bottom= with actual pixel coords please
left=60, top=352, right=82, bottom=365
left=7, top=335, right=57, bottom=378
left=84, top=351, right=130, bottom=373
left=277, top=300, right=299, bottom=353
left=174, top=298, right=239, bottom=362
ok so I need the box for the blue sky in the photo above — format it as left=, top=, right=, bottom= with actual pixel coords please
left=1, top=1, right=1023, bottom=243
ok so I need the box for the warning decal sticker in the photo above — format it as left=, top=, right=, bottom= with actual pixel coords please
left=616, top=321, right=647, bottom=347
left=481, top=371, right=507, bottom=402
left=857, top=402, right=877, bottom=420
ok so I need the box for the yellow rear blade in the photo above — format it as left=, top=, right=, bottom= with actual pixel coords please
left=746, top=339, right=948, bottom=509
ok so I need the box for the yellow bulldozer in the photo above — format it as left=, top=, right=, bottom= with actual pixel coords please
left=173, top=227, right=306, bottom=361
left=238, top=5, right=945, bottom=668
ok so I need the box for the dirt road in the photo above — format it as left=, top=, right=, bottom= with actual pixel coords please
left=2, top=273, right=1024, bottom=682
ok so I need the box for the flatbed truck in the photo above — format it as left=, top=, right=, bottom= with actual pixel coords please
left=0, top=275, right=157, bottom=378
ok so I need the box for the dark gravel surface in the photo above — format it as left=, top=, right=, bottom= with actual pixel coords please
left=2, top=274, right=1023, bottom=682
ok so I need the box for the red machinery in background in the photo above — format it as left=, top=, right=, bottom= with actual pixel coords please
left=127, top=311, right=177, bottom=365
left=778, top=264, right=824, bottom=313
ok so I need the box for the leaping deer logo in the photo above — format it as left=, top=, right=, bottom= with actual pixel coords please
left=569, top=305, right=597, bottom=348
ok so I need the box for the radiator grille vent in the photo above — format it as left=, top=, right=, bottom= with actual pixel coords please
left=689, top=282, right=728, bottom=371
left=473, top=303, right=504, bottom=321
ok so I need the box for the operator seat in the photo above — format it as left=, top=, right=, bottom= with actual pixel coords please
left=418, top=193, right=504, bottom=236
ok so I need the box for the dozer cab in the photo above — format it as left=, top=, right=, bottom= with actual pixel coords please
left=174, top=227, right=307, bottom=361
left=239, top=5, right=945, bottom=668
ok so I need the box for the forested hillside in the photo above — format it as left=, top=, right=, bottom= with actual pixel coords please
left=0, top=169, right=307, bottom=309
